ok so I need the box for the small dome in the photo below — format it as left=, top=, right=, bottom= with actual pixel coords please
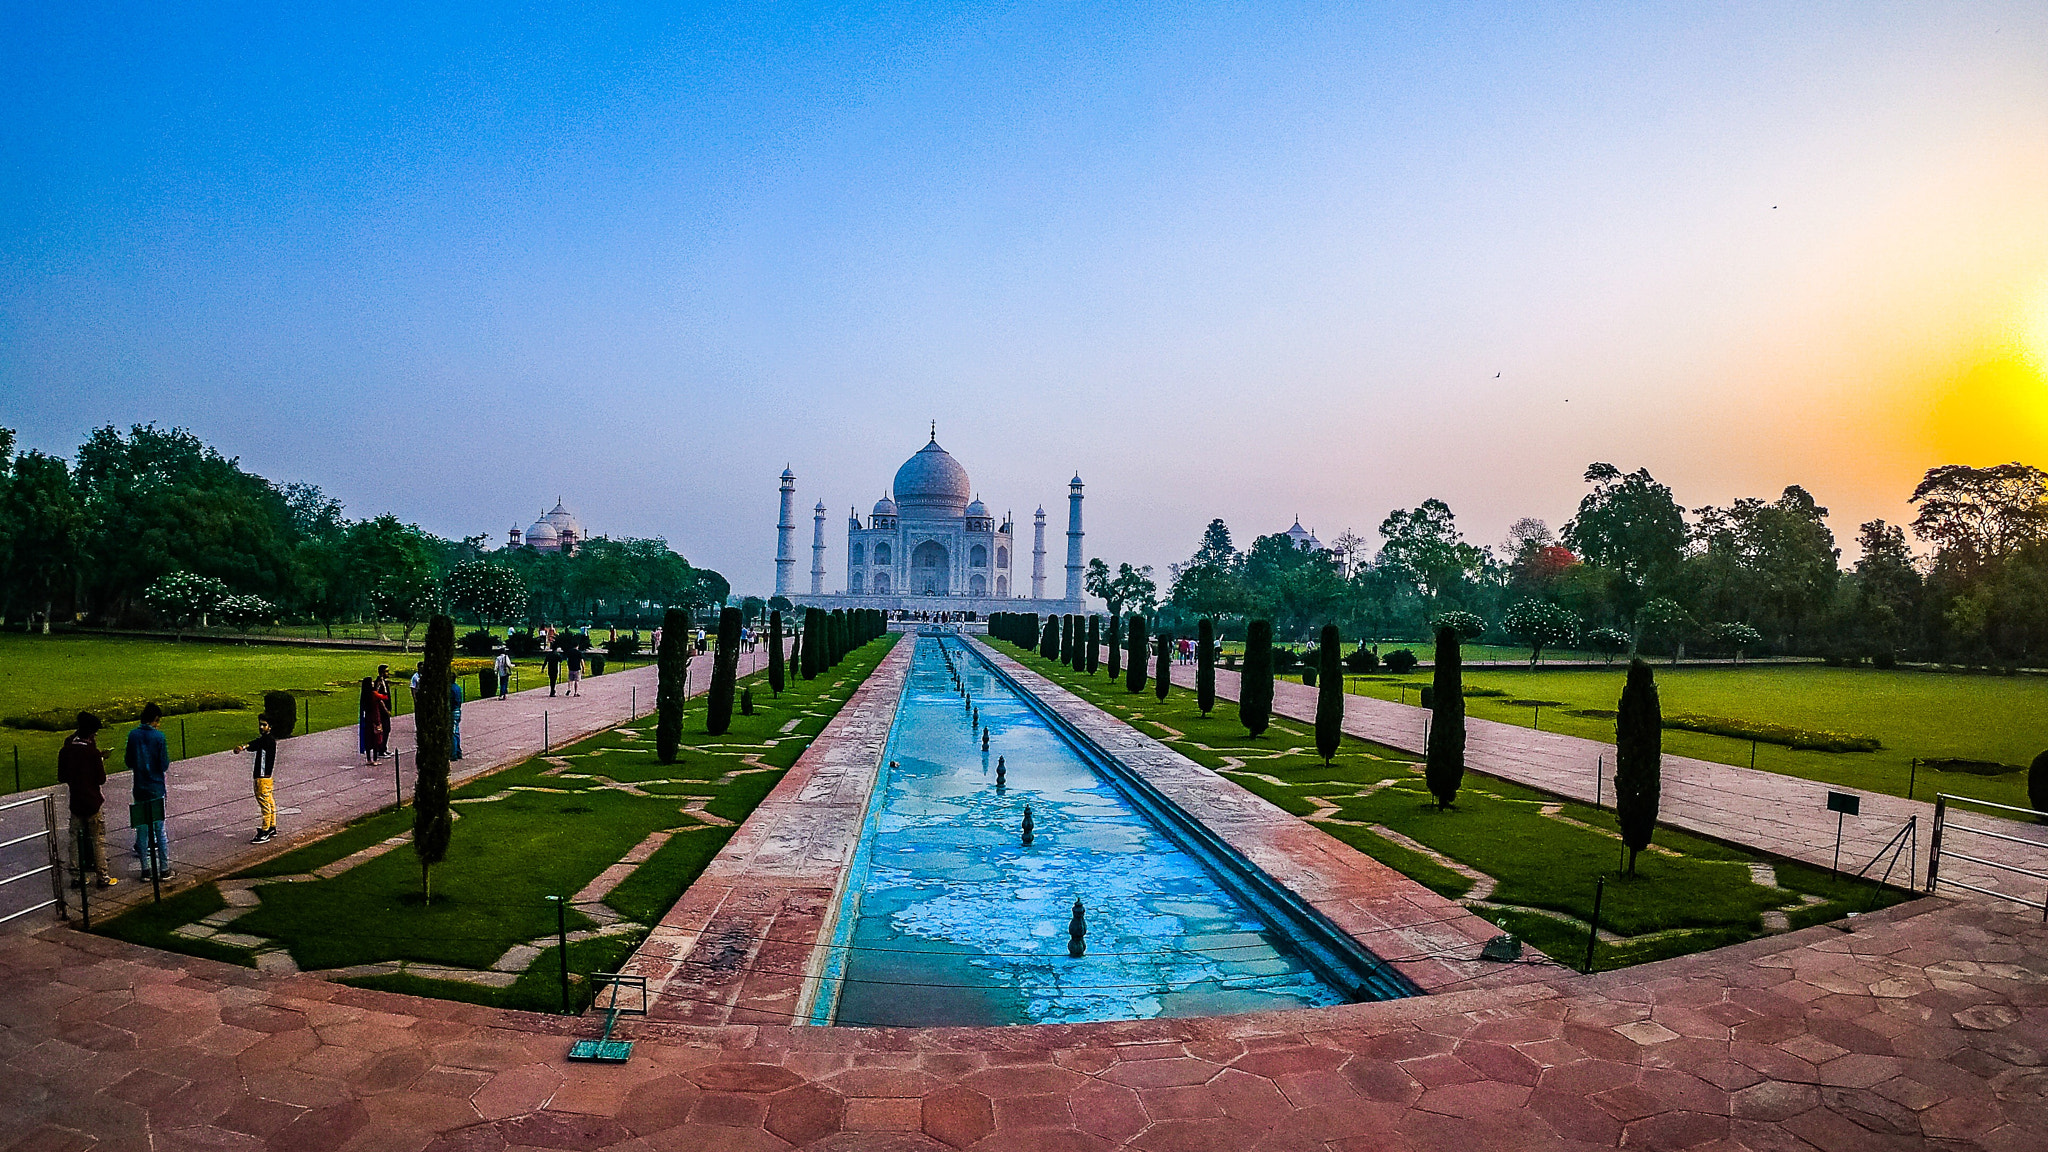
left=540, top=499, right=583, bottom=539
left=892, top=437, right=972, bottom=517
left=781, top=466, right=795, bottom=480
left=525, top=520, right=560, bottom=545
left=873, top=495, right=899, bottom=516
left=965, top=496, right=989, bottom=518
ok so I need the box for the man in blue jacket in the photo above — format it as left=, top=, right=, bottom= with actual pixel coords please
left=126, top=703, right=172, bottom=880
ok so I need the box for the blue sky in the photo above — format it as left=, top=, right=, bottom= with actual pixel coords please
left=5, top=2, right=2046, bottom=592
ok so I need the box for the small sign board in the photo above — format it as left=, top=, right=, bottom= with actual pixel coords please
left=1826, top=791, right=1861, bottom=816
left=129, top=796, right=164, bottom=825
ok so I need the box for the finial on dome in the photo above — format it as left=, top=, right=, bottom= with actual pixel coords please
left=929, top=420, right=937, bottom=442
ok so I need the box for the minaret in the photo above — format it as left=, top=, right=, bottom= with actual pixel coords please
left=1031, top=507, right=1048, bottom=600
left=811, top=502, right=828, bottom=595
left=774, top=468, right=797, bottom=599
left=1064, top=474, right=1085, bottom=603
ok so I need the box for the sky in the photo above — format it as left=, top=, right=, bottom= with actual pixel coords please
left=4, top=1, right=2046, bottom=594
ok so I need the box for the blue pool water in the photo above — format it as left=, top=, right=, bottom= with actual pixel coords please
left=817, top=634, right=1362, bottom=1027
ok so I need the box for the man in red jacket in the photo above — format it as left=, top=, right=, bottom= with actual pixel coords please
left=56, top=713, right=116, bottom=888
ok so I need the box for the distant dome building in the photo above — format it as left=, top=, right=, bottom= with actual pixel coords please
left=1285, top=517, right=1323, bottom=552
left=509, top=499, right=585, bottom=554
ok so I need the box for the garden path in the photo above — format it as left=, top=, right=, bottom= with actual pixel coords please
left=2, top=642, right=787, bottom=928
left=1206, top=667, right=2048, bottom=910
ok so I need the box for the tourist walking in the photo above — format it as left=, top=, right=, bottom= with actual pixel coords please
left=57, top=713, right=115, bottom=889
left=494, top=649, right=514, bottom=699
left=565, top=643, right=584, bottom=696
left=545, top=645, right=561, bottom=696
left=233, top=715, right=279, bottom=844
left=126, top=703, right=172, bottom=881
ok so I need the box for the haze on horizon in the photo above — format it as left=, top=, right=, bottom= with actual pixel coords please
left=4, top=2, right=2046, bottom=594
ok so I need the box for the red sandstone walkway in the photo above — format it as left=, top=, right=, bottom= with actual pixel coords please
left=1200, top=667, right=2048, bottom=909
left=4, top=891, right=2045, bottom=1151
left=1, top=644, right=785, bottom=927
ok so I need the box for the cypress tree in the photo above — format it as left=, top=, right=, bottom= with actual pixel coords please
left=767, top=610, right=785, bottom=696
left=2031, top=750, right=2048, bottom=821
left=802, top=608, right=824, bottom=679
left=788, top=620, right=804, bottom=681
left=1426, top=626, right=1466, bottom=810
left=1059, top=614, right=1072, bottom=664
left=1614, top=659, right=1663, bottom=873
left=656, top=607, right=690, bottom=763
left=1022, top=613, right=1038, bottom=652
left=1087, top=615, right=1101, bottom=674
left=1240, top=620, right=1273, bottom=736
left=413, top=614, right=455, bottom=902
left=1106, top=614, right=1121, bottom=678
left=1315, top=623, right=1343, bottom=765
left=1154, top=633, right=1171, bottom=700
left=707, top=606, right=742, bottom=735
left=1197, top=617, right=1216, bottom=718
left=1040, top=615, right=1059, bottom=659
left=1125, top=614, right=1148, bottom=693
left=832, top=609, right=848, bottom=665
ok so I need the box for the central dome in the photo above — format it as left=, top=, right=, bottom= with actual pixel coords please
left=893, top=438, right=972, bottom=518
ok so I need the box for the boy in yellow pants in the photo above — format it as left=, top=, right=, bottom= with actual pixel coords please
left=235, top=715, right=279, bottom=844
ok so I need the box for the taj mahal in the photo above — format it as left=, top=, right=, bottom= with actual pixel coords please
left=775, top=430, right=1087, bottom=614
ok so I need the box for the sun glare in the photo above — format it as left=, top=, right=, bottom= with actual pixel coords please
left=2026, top=281, right=2048, bottom=371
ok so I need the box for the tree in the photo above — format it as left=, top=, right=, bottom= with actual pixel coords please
left=1430, top=610, right=1487, bottom=641
left=1614, top=659, right=1662, bottom=873
left=1086, top=559, right=1158, bottom=620
left=1378, top=500, right=1487, bottom=602
left=1585, top=628, right=1630, bottom=663
left=1154, top=633, right=1171, bottom=700
left=2030, top=750, right=2048, bottom=821
left=1502, top=600, right=1579, bottom=666
left=1564, top=463, right=1688, bottom=617
left=1635, top=597, right=1694, bottom=661
left=1851, top=520, right=1920, bottom=655
left=445, top=560, right=529, bottom=626
left=1426, top=626, right=1466, bottom=809
left=1711, top=622, right=1763, bottom=661
left=1315, top=624, right=1343, bottom=764
left=1125, top=614, right=1148, bottom=694
left=1240, top=620, right=1274, bottom=737
left=1040, top=615, right=1059, bottom=660
left=370, top=568, right=441, bottom=652
left=1, top=451, right=83, bottom=631
left=143, top=571, right=227, bottom=636
left=768, top=610, right=786, bottom=696
left=1106, top=613, right=1122, bottom=679
left=1087, top=615, right=1101, bottom=673
left=656, top=608, right=689, bottom=762
left=707, top=607, right=742, bottom=735
left=802, top=608, right=824, bottom=678
left=1910, top=463, right=2048, bottom=572
left=413, top=615, right=455, bottom=902
left=215, top=594, right=275, bottom=630
left=1197, top=617, right=1216, bottom=718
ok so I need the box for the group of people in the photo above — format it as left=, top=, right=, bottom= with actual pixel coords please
left=55, top=699, right=281, bottom=888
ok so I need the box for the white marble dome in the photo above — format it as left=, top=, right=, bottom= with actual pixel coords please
left=873, top=495, right=899, bottom=516
left=964, top=496, right=988, bottom=518
left=524, top=520, right=560, bottom=547
left=892, top=438, right=972, bottom=517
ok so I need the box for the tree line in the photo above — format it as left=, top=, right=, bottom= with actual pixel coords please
left=0, top=423, right=729, bottom=639
left=1093, top=459, right=2048, bottom=667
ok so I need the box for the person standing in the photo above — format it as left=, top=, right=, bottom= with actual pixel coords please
left=234, top=715, right=279, bottom=844
left=544, top=644, right=561, bottom=696
left=370, top=670, right=393, bottom=761
left=126, top=704, right=172, bottom=881
left=58, top=713, right=116, bottom=889
left=494, top=648, right=514, bottom=699
left=450, top=677, right=465, bottom=760
left=565, top=642, right=585, bottom=697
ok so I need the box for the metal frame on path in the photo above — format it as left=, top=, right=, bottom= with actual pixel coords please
left=1926, top=793, right=2048, bottom=920
left=0, top=793, right=66, bottom=925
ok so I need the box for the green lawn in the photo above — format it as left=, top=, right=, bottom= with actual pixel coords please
left=997, top=639, right=1910, bottom=972
left=1323, top=664, right=2048, bottom=809
left=96, top=634, right=895, bottom=1012
left=0, top=633, right=644, bottom=794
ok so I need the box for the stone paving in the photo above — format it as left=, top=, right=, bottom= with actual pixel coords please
left=4, top=886, right=2046, bottom=1151
left=2, top=644, right=784, bottom=928
left=1204, top=667, right=2048, bottom=912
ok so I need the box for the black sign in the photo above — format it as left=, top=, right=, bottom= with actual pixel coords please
left=1826, top=791, right=1861, bottom=816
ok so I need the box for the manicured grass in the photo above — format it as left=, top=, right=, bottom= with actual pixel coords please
left=100, top=635, right=897, bottom=1007
left=997, top=639, right=1910, bottom=971
left=1335, top=664, right=2048, bottom=808
left=0, top=633, right=631, bottom=794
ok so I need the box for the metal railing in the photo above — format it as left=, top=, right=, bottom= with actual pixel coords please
left=1926, top=793, right=2048, bottom=920
left=0, top=793, right=66, bottom=926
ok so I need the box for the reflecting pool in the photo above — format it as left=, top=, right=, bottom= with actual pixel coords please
left=818, top=634, right=1359, bottom=1027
